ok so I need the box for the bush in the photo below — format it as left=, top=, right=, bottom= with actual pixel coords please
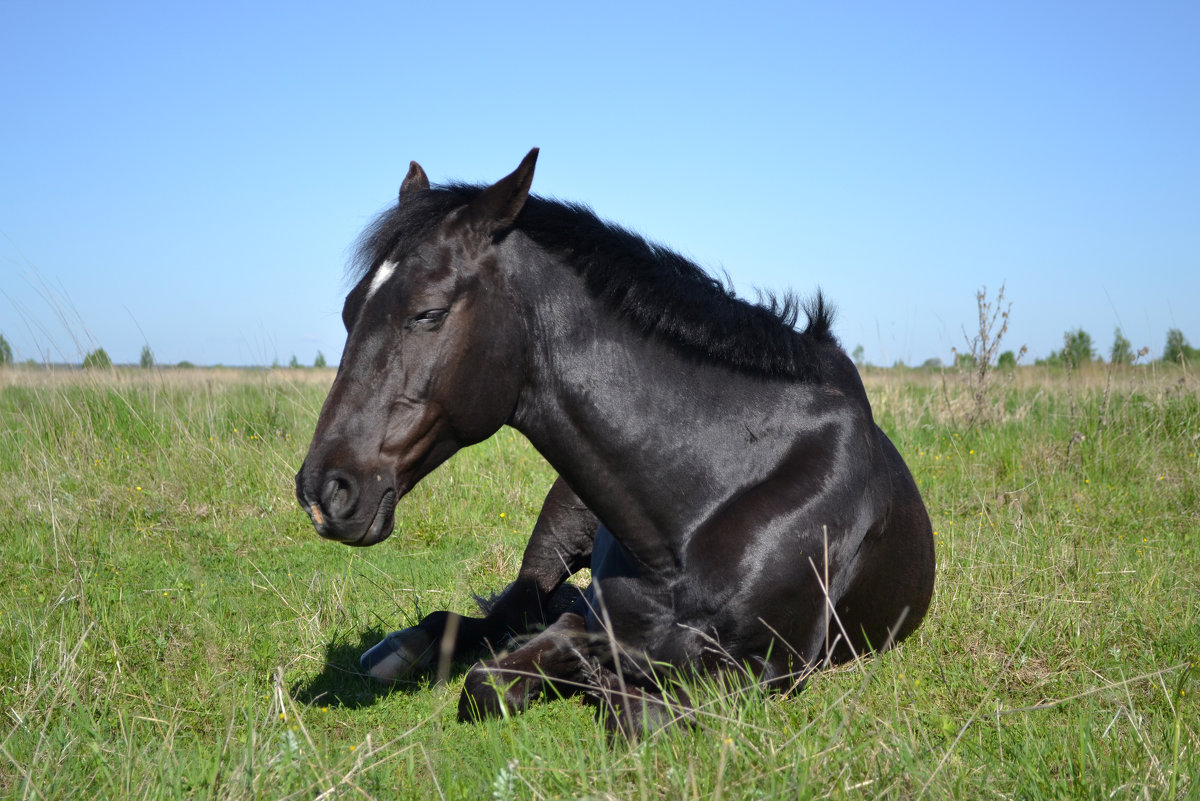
left=82, top=348, right=112, bottom=369
left=950, top=283, right=1025, bottom=425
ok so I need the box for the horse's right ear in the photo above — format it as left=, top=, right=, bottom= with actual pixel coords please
left=458, top=148, right=539, bottom=238
left=399, top=161, right=430, bottom=204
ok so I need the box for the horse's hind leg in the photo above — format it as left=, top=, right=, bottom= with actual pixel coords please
left=586, top=670, right=695, bottom=739
left=829, top=437, right=935, bottom=662
left=362, top=475, right=598, bottom=682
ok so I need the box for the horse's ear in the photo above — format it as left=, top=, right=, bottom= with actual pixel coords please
left=399, top=161, right=429, bottom=204
left=461, top=148, right=539, bottom=236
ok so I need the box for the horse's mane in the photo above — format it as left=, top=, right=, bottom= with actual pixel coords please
left=351, top=184, right=837, bottom=382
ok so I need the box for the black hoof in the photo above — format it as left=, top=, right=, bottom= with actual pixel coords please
left=360, top=627, right=435, bottom=683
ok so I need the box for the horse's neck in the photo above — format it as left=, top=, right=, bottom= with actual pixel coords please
left=511, top=269, right=819, bottom=568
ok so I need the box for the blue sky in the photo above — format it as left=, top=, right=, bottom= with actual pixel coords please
left=2, top=2, right=1198, bottom=367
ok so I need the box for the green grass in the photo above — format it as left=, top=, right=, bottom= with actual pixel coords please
left=1, top=364, right=1196, bottom=799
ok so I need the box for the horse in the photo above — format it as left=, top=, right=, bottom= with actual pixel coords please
left=295, top=149, right=935, bottom=735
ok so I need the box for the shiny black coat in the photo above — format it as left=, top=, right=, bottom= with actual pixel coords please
left=295, top=150, right=934, bottom=735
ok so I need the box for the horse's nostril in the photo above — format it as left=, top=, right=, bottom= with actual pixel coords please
left=320, top=471, right=359, bottom=519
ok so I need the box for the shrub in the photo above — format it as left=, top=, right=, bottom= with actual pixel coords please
left=82, top=348, right=112, bottom=369
left=951, top=283, right=1024, bottom=424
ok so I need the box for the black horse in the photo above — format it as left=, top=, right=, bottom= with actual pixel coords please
left=295, top=149, right=934, bottom=735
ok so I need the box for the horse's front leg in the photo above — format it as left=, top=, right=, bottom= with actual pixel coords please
left=362, top=475, right=598, bottom=682
left=459, top=610, right=695, bottom=737
left=458, top=611, right=593, bottom=720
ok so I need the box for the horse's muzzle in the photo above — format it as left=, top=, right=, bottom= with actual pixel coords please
left=295, top=466, right=397, bottom=546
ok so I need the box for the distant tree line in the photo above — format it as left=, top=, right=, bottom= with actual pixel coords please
left=847, top=326, right=1196, bottom=371
left=0, top=336, right=337, bottom=369
left=1, top=326, right=1194, bottom=372
left=1033, top=326, right=1195, bottom=368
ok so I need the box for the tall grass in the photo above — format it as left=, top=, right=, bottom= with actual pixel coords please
left=1, top=365, right=1196, bottom=799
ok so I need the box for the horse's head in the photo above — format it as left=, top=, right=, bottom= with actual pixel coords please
left=296, top=149, right=539, bottom=545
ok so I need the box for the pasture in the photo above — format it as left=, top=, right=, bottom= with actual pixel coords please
left=1, top=365, right=1196, bottom=799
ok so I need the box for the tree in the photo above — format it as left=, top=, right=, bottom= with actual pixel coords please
left=82, top=348, right=112, bottom=369
left=1061, top=328, right=1094, bottom=368
left=140, top=345, right=155, bottom=369
left=997, top=350, right=1017, bottom=370
left=1163, top=329, right=1199, bottom=365
left=0, top=334, right=12, bottom=367
left=288, top=354, right=300, bottom=369
left=1109, top=328, right=1133, bottom=366
left=851, top=344, right=866, bottom=367
left=314, top=350, right=327, bottom=368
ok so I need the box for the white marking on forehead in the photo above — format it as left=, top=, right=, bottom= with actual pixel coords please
left=365, top=260, right=397, bottom=302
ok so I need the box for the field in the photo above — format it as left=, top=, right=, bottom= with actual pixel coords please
left=1, top=364, right=1196, bottom=799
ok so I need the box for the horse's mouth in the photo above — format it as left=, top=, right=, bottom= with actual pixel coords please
left=305, top=489, right=397, bottom=546
left=349, top=489, right=397, bottom=547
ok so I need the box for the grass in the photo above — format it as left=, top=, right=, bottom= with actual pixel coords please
left=1, top=363, right=1196, bottom=799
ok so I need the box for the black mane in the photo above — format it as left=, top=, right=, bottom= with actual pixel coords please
left=351, top=184, right=836, bottom=382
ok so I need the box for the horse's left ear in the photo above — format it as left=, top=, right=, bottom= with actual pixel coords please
left=399, top=161, right=430, bottom=204
left=460, top=148, right=539, bottom=237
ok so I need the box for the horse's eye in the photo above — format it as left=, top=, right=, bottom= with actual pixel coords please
left=408, top=309, right=448, bottom=329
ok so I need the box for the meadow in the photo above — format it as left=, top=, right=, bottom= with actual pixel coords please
left=0, top=363, right=1196, bottom=800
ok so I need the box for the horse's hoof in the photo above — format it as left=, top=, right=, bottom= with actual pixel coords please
left=360, top=627, right=434, bottom=683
